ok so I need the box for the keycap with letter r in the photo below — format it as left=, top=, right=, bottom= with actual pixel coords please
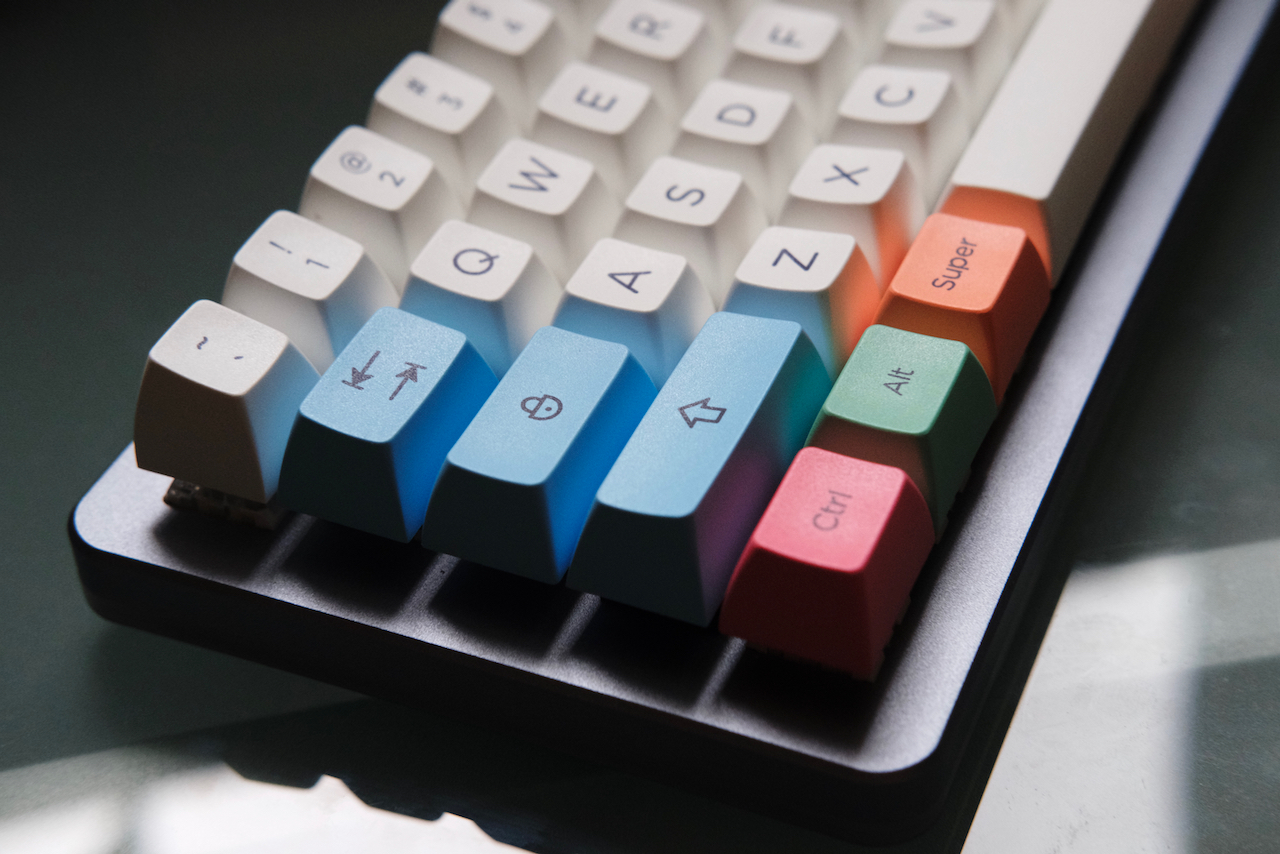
left=567, top=311, right=831, bottom=625
left=276, top=308, right=496, bottom=541
left=421, top=326, right=656, bottom=582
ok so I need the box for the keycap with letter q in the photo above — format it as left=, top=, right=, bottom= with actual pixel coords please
left=422, top=327, right=655, bottom=582
left=567, top=311, right=831, bottom=625
left=276, top=308, right=496, bottom=542
left=401, top=220, right=561, bottom=376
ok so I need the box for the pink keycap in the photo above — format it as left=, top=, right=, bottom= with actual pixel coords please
left=719, top=446, right=933, bottom=679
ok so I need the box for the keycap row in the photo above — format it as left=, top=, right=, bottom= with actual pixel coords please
left=433, top=0, right=1042, bottom=131
left=135, top=210, right=1048, bottom=676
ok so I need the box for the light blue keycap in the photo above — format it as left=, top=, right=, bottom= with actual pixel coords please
left=422, top=327, right=656, bottom=582
left=277, top=308, right=496, bottom=541
left=566, top=311, right=831, bottom=625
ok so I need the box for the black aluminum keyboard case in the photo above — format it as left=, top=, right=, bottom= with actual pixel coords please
left=68, top=0, right=1277, bottom=843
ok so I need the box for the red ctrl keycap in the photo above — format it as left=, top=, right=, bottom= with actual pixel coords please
left=719, top=447, right=933, bottom=680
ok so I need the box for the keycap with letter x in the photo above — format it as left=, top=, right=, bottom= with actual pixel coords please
left=277, top=308, right=496, bottom=541
left=567, top=311, right=831, bottom=625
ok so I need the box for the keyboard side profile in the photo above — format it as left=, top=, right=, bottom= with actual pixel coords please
left=69, top=0, right=1275, bottom=843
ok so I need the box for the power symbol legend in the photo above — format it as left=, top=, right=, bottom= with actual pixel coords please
left=521, top=394, right=563, bottom=420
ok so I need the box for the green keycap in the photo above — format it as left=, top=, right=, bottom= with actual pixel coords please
left=806, top=325, right=996, bottom=532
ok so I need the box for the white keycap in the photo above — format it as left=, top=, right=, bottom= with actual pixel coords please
left=432, top=0, right=568, bottom=130
left=299, top=126, right=462, bottom=291
left=779, top=144, right=924, bottom=285
left=221, top=211, right=398, bottom=373
left=724, top=3, right=854, bottom=125
left=470, top=138, right=620, bottom=282
left=553, top=238, right=714, bottom=383
left=999, top=0, right=1048, bottom=42
left=779, top=0, right=900, bottom=49
left=366, top=53, right=516, bottom=208
left=400, top=221, right=560, bottom=376
left=723, top=226, right=879, bottom=377
left=830, top=64, right=969, bottom=207
left=941, top=0, right=1198, bottom=281
left=673, top=79, right=809, bottom=218
left=134, top=300, right=320, bottom=504
left=881, top=0, right=1013, bottom=122
left=532, top=61, right=670, bottom=197
left=589, top=0, right=723, bottom=115
left=615, top=155, right=767, bottom=306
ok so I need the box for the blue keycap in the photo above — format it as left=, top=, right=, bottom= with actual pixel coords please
left=566, top=312, right=831, bottom=625
left=422, top=327, right=656, bottom=582
left=277, top=308, right=496, bottom=541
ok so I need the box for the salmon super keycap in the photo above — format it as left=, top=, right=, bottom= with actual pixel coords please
left=873, top=212, right=1049, bottom=402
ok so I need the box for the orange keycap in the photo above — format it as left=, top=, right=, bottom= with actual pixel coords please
left=872, top=213, right=1049, bottom=402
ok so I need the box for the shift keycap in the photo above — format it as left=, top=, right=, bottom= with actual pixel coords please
left=719, top=447, right=933, bottom=679
left=277, top=308, right=496, bottom=542
left=422, top=327, right=655, bottom=581
left=567, top=312, right=831, bottom=625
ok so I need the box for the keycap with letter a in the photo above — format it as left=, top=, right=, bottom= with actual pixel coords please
left=422, top=326, right=655, bottom=582
left=276, top=308, right=496, bottom=541
left=567, top=311, right=831, bottom=625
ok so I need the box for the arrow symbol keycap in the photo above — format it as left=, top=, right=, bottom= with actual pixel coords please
left=343, top=350, right=380, bottom=390
left=678, top=397, right=727, bottom=428
left=389, top=362, right=427, bottom=400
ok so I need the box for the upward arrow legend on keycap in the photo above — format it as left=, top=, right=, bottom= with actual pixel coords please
left=390, top=362, right=428, bottom=400
left=343, top=350, right=380, bottom=390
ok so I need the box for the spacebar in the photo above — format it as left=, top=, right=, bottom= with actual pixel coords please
left=940, top=0, right=1198, bottom=281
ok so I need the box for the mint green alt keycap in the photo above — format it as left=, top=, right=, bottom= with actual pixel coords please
left=806, top=324, right=996, bottom=532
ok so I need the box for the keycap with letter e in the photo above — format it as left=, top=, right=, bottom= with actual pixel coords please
left=422, top=326, right=655, bottom=582
left=567, top=311, right=831, bottom=625
left=277, top=308, right=496, bottom=541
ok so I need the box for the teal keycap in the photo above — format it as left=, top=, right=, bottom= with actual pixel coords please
left=806, top=324, right=997, bottom=532
left=421, top=327, right=656, bottom=582
left=277, top=308, right=496, bottom=541
left=567, top=311, right=831, bottom=625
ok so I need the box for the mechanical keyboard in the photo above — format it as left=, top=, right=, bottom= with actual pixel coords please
left=69, top=0, right=1275, bottom=843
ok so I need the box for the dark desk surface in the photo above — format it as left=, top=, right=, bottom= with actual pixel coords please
left=3, top=2, right=1278, bottom=851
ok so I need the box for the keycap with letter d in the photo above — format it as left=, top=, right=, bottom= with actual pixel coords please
left=567, top=311, right=831, bottom=625
left=277, top=308, right=496, bottom=541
